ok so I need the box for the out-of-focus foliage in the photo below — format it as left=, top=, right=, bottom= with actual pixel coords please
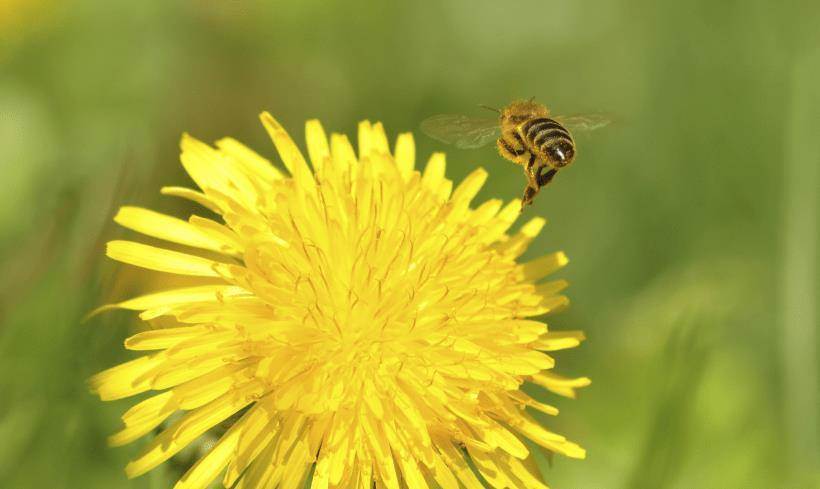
left=0, top=1, right=817, bottom=488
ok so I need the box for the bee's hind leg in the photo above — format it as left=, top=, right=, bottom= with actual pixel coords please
left=521, top=185, right=538, bottom=211
left=536, top=167, right=558, bottom=187
left=521, top=167, right=558, bottom=211
left=525, top=153, right=536, bottom=170
left=519, top=154, right=540, bottom=211
left=498, top=136, right=528, bottom=162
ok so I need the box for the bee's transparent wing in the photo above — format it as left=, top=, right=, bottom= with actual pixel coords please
left=553, top=113, right=612, bottom=133
left=420, top=114, right=501, bottom=149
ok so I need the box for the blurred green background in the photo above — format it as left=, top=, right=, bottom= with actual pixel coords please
left=1, top=1, right=818, bottom=488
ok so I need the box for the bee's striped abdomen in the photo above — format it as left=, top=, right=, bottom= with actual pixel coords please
left=519, top=117, right=576, bottom=167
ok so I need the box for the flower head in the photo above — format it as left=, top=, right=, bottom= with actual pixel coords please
left=91, top=113, right=589, bottom=488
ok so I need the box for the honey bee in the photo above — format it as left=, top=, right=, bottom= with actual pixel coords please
left=421, top=99, right=610, bottom=210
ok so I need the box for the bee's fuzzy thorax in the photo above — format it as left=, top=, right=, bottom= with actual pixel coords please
left=500, top=99, right=551, bottom=133
left=502, top=99, right=550, bottom=119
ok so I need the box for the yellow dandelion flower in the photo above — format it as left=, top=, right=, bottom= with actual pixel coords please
left=90, top=112, right=589, bottom=489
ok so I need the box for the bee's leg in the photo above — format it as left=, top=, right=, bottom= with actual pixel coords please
left=498, top=137, right=527, bottom=157
left=498, top=136, right=528, bottom=167
left=513, top=132, right=528, bottom=155
left=521, top=182, right=539, bottom=210
left=526, top=153, right=537, bottom=171
left=525, top=153, right=541, bottom=187
left=536, top=167, right=558, bottom=187
left=522, top=166, right=557, bottom=211
left=521, top=154, right=540, bottom=210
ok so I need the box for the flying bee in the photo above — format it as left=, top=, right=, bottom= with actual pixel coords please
left=421, top=99, right=610, bottom=210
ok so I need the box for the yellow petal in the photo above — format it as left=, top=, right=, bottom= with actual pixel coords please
left=530, top=371, right=592, bottom=399
left=305, top=119, right=330, bottom=173
left=507, top=413, right=586, bottom=459
left=125, top=381, right=263, bottom=478
left=363, top=379, right=384, bottom=419
left=89, top=354, right=163, bottom=401
left=108, top=391, right=176, bottom=447
left=223, top=399, right=279, bottom=487
left=483, top=418, right=530, bottom=458
left=180, top=134, right=258, bottom=206
left=373, top=446, right=401, bottom=489
left=520, top=216, right=547, bottom=236
left=449, top=168, right=487, bottom=213
left=187, top=215, right=244, bottom=255
left=108, top=416, right=169, bottom=447
left=160, top=186, right=221, bottom=214
left=394, top=132, right=415, bottom=180
left=96, top=285, right=248, bottom=317
left=480, top=199, right=521, bottom=244
left=395, top=453, right=429, bottom=489
left=260, top=111, right=315, bottom=187
left=496, top=454, right=550, bottom=489
left=531, top=330, right=586, bottom=351
left=112, top=364, right=252, bottom=448
left=106, top=241, right=223, bottom=277
left=422, top=152, right=446, bottom=191
left=496, top=217, right=547, bottom=257
left=535, top=279, right=569, bottom=297
left=125, top=325, right=211, bottom=351
left=518, top=295, right=570, bottom=317
left=173, top=363, right=256, bottom=410
left=469, top=199, right=502, bottom=228
left=360, top=414, right=390, bottom=462
left=358, top=120, right=390, bottom=159
left=521, top=251, right=569, bottom=282
left=151, top=345, right=249, bottom=390
left=215, top=136, right=284, bottom=184
left=465, top=445, right=513, bottom=488
left=330, top=133, right=357, bottom=172
left=278, top=439, right=313, bottom=489
left=357, top=120, right=374, bottom=158
left=434, top=439, right=484, bottom=489
left=354, top=463, right=374, bottom=489
left=120, top=391, right=176, bottom=427
left=370, top=122, right=390, bottom=154
left=174, top=417, right=246, bottom=489
left=114, top=206, right=225, bottom=252
left=506, top=391, right=559, bottom=416
left=233, top=433, right=281, bottom=489
left=428, top=452, right=459, bottom=489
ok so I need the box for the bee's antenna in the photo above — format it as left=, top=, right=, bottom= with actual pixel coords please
left=478, top=104, right=501, bottom=114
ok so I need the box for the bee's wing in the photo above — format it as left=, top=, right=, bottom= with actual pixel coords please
left=553, top=113, right=612, bottom=133
left=420, top=114, right=501, bottom=149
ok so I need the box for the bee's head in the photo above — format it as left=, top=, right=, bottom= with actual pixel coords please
left=501, top=99, right=550, bottom=124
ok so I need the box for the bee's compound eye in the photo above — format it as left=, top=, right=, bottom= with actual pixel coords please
left=549, top=141, right=575, bottom=167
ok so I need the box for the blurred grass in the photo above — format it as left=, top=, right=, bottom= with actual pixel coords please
left=1, top=0, right=819, bottom=488
left=781, top=47, right=819, bottom=484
